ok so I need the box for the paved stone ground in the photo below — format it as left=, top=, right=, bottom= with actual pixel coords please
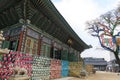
left=54, top=71, right=120, bottom=80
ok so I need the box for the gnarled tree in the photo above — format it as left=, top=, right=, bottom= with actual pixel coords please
left=86, top=8, right=120, bottom=68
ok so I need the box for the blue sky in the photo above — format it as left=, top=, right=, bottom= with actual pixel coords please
left=93, top=0, right=117, bottom=8
left=52, top=0, right=61, bottom=2
left=51, top=0, right=120, bottom=61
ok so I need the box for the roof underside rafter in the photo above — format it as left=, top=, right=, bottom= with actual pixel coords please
left=0, top=0, right=89, bottom=52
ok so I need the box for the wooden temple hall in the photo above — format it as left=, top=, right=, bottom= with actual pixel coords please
left=0, top=0, right=89, bottom=61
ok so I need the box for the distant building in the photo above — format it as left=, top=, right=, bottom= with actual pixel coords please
left=83, top=57, right=107, bottom=71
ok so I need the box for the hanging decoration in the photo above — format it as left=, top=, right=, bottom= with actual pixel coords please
left=100, top=33, right=114, bottom=48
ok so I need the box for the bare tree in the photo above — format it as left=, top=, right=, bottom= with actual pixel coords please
left=86, top=9, right=120, bottom=68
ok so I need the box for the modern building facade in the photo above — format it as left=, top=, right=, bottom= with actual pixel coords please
left=83, top=57, right=107, bottom=71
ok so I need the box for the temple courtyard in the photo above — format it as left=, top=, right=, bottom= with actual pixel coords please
left=54, top=71, right=120, bottom=80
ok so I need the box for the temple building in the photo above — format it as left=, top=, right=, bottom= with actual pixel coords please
left=0, top=0, right=89, bottom=61
left=83, top=57, right=107, bottom=71
left=0, top=0, right=91, bottom=79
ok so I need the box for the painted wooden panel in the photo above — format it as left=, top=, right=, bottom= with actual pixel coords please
left=24, top=37, right=38, bottom=54
left=61, top=50, right=68, bottom=60
left=40, top=42, right=51, bottom=57
left=3, top=30, right=10, bottom=38
left=1, top=41, right=10, bottom=49
left=10, top=27, right=22, bottom=37
left=27, top=28, right=39, bottom=39
left=42, top=36, right=51, bottom=44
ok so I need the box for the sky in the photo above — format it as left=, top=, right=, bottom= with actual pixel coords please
left=51, top=0, right=120, bottom=61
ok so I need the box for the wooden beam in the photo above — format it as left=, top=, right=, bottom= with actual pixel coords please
left=31, top=11, right=43, bottom=24
left=27, top=1, right=37, bottom=20
left=3, top=11, right=11, bottom=25
left=0, top=14, right=6, bottom=26
left=10, top=7, right=18, bottom=21
left=44, top=19, right=51, bottom=32
left=15, top=3, right=24, bottom=19
left=0, top=14, right=5, bottom=26
left=39, top=17, right=47, bottom=30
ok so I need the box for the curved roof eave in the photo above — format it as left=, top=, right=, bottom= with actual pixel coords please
left=30, top=0, right=89, bottom=50
left=0, top=0, right=21, bottom=12
left=0, top=0, right=89, bottom=52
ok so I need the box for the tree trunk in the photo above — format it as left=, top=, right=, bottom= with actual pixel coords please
left=114, top=52, right=120, bottom=63
left=114, top=51, right=120, bottom=73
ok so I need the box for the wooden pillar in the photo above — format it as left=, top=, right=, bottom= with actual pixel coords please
left=37, top=37, right=42, bottom=56
left=50, top=41, right=54, bottom=58
left=17, top=25, right=27, bottom=52
left=17, top=31, right=24, bottom=51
